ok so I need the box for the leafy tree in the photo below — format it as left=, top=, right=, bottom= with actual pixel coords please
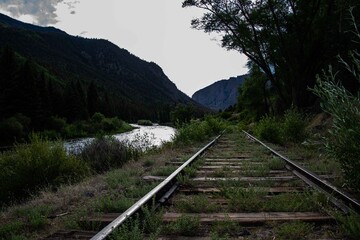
left=238, top=63, right=270, bottom=120
left=170, top=104, right=195, bottom=125
left=183, top=0, right=359, bottom=110
left=0, top=46, right=18, bottom=119
left=87, top=81, right=99, bottom=116
left=15, top=59, right=40, bottom=121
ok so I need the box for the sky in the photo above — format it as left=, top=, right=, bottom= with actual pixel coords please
left=0, top=0, right=248, bottom=97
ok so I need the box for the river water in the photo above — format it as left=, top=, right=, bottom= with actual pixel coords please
left=64, top=124, right=176, bottom=154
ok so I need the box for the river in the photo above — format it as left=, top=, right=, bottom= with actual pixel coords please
left=64, top=124, right=176, bottom=154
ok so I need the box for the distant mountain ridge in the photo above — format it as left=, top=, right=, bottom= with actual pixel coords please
left=0, top=13, right=199, bottom=121
left=192, top=75, right=248, bottom=111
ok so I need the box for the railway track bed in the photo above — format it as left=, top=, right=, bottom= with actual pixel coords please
left=46, top=130, right=359, bottom=239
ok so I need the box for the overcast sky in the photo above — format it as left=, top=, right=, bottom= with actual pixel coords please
left=0, top=0, right=248, bottom=96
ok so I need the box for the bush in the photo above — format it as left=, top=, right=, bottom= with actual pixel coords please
left=0, top=117, right=24, bottom=143
left=91, top=112, right=105, bottom=123
left=282, top=108, right=307, bottom=142
left=173, top=116, right=226, bottom=144
left=254, top=116, right=283, bottom=144
left=80, top=136, right=140, bottom=173
left=137, top=120, right=153, bottom=126
left=47, top=116, right=67, bottom=132
left=312, top=11, right=360, bottom=190
left=0, top=134, right=90, bottom=205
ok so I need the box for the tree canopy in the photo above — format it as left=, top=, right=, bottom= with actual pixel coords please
left=183, top=0, right=359, bottom=110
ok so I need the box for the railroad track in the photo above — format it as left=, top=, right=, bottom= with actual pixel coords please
left=46, top=130, right=359, bottom=239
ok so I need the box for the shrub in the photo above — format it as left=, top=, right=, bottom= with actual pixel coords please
left=282, top=108, right=307, bottom=142
left=47, top=116, right=67, bottom=132
left=0, top=134, right=90, bottom=205
left=80, top=136, right=139, bottom=173
left=91, top=112, right=105, bottom=123
left=254, top=116, right=283, bottom=144
left=173, top=116, right=226, bottom=144
left=137, top=120, right=153, bottom=126
left=0, top=117, right=24, bottom=143
left=312, top=11, right=360, bottom=190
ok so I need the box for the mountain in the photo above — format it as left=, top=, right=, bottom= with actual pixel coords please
left=192, top=75, right=248, bottom=111
left=0, top=13, right=197, bottom=121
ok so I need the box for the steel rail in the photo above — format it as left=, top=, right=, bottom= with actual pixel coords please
left=243, top=130, right=360, bottom=213
left=90, top=134, right=222, bottom=240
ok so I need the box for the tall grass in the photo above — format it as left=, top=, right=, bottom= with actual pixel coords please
left=0, top=134, right=90, bottom=205
left=312, top=10, right=360, bottom=190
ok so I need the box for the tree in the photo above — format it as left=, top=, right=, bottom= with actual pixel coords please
left=87, top=81, right=99, bottom=116
left=238, top=63, right=270, bottom=120
left=183, top=0, right=359, bottom=110
left=0, top=46, right=18, bottom=119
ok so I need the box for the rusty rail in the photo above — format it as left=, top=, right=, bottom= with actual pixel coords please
left=243, top=130, right=360, bottom=213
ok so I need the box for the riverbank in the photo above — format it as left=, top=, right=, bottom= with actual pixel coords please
left=0, top=133, right=212, bottom=239
left=0, top=117, right=226, bottom=239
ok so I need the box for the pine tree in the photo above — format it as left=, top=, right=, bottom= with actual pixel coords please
left=87, top=81, right=99, bottom=116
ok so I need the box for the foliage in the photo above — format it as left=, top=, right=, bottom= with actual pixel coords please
left=274, top=221, right=313, bottom=240
left=175, top=195, right=218, bottom=213
left=0, top=46, right=176, bottom=145
left=0, top=134, right=90, bottom=205
left=137, top=120, right=153, bottom=126
left=282, top=107, right=307, bottom=142
left=79, top=136, right=139, bottom=173
left=170, top=104, right=196, bottom=125
left=111, top=218, right=144, bottom=240
left=254, top=116, right=283, bottom=144
left=237, top=64, right=270, bottom=121
left=173, top=116, right=226, bottom=144
left=165, top=215, right=200, bottom=236
left=94, top=195, right=133, bottom=213
left=253, top=108, right=307, bottom=144
left=336, top=210, right=360, bottom=239
left=0, top=221, right=24, bottom=239
left=183, top=0, right=359, bottom=110
left=312, top=11, right=360, bottom=190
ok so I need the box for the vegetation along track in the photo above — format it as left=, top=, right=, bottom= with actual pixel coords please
left=46, top=130, right=360, bottom=239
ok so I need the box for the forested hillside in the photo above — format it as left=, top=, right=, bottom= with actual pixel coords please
left=0, top=13, right=205, bottom=144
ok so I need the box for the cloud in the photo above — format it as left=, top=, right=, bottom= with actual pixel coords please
left=0, top=0, right=79, bottom=25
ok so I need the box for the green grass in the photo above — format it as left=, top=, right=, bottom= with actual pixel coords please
left=164, top=215, right=200, bottom=236
left=336, top=210, right=360, bottom=239
left=0, top=134, right=90, bottom=205
left=0, top=221, right=24, bottom=239
left=152, top=166, right=177, bottom=176
left=14, top=205, right=53, bottom=230
left=174, top=195, right=219, bottom=213
left=274, top=221, right=313, bottom=240
left=267, top=157, right=285, bottom=170
left=105, top=168, right=141, bottom=190
left=223, top=187, right=320, bottom=212
left=211, top=218, right=243, bottom=238
left=93, top=195, right=133, bottom=213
